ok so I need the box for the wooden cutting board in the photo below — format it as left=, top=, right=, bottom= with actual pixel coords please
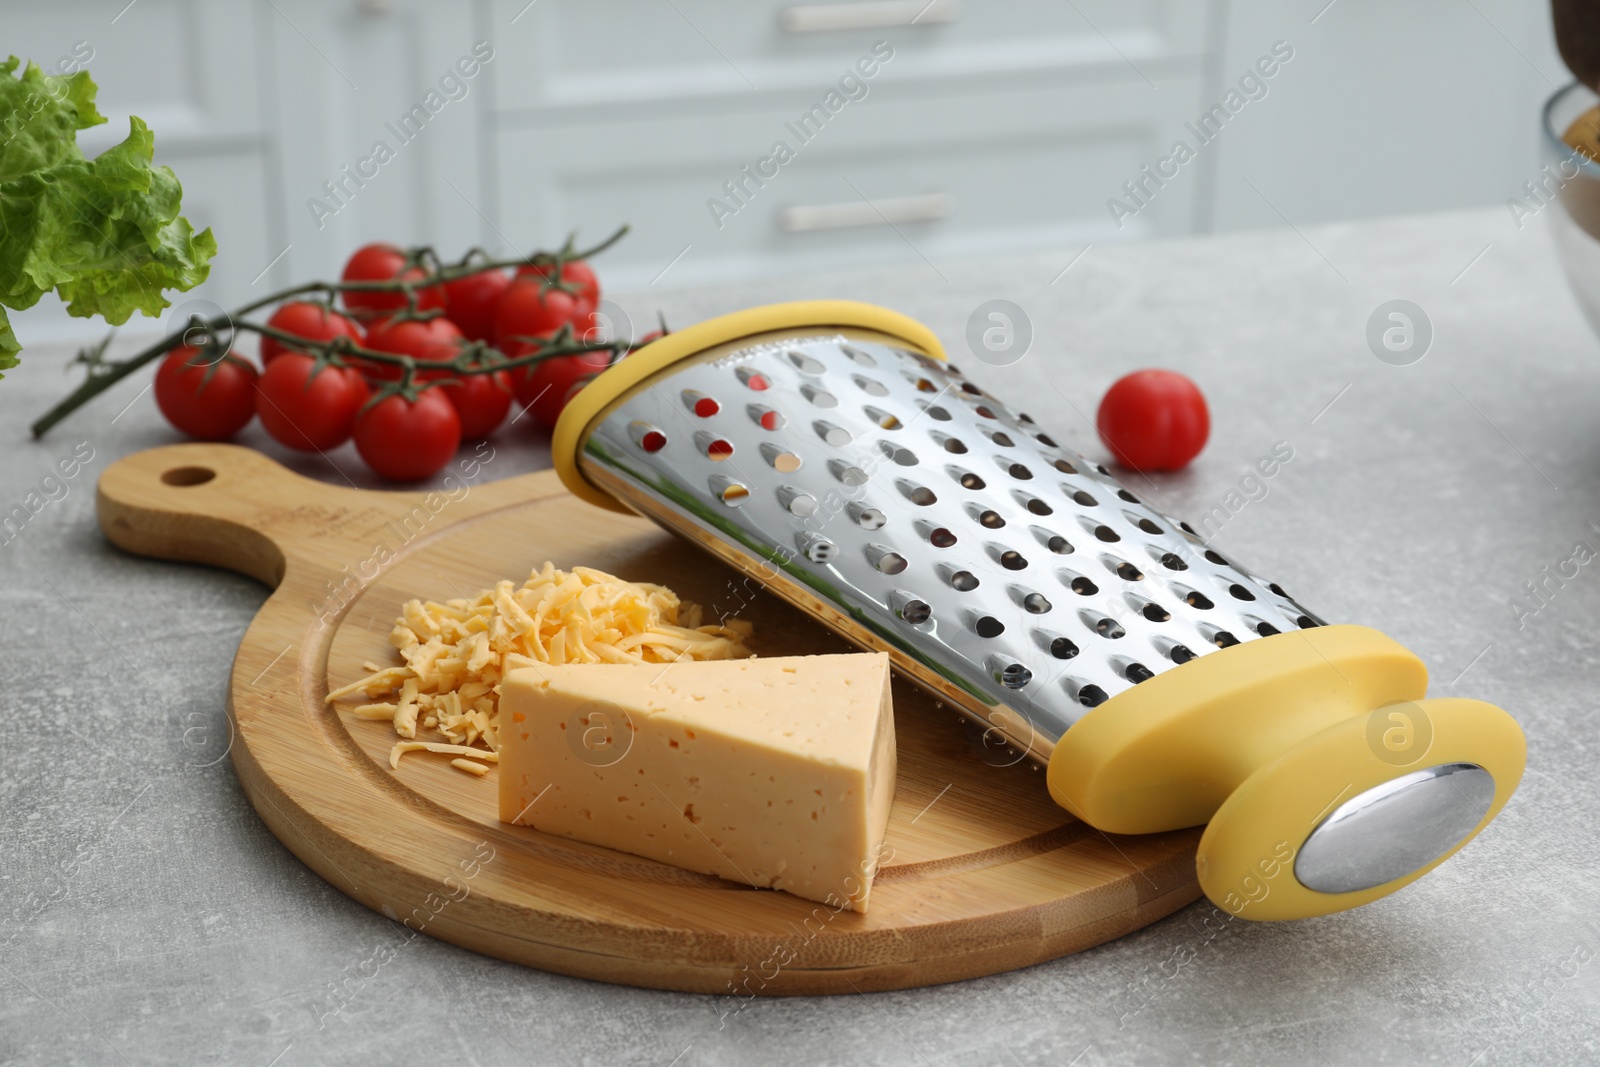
left=96, top=442, right=1201, bottom=995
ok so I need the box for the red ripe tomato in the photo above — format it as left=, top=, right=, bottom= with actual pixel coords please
left=154, top=346, right=258, bottom=441
left=362, top=315, right=463, bottom=380
left=340, top=243, right=443, bottom=319
left=494, top=280, right=581, bottom=346
left=516, top=258, right=599, bottom=307
left=513, top=351, right=611, bottom=429
left=1095, top=370, right=1210, bottom=472
left=354, top=389, right=462, bottom=481
left=441, top=268, right=512, bottom=342
left=255, top=353, right=370, bottom=452
left=259, top=302, right=363, bottom=364
left=441, top=370, right=513, bottom=439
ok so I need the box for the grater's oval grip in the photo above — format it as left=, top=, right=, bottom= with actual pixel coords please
left=552, top=301, right=1525, bottom=921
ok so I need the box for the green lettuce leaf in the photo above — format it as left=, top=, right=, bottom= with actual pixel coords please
left=0, top=56, right=215, bottom=375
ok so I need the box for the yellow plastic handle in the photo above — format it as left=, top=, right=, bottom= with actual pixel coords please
left=1048, top=625, right=1524, bottom=919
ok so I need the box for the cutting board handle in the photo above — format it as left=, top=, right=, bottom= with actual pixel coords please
left=96, top=442, right=351, bottom=587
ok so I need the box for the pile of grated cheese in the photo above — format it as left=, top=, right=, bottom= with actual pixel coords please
left=326, top=562, right=755, bottom=774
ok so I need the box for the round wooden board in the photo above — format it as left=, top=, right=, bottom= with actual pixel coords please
left=97, top=442, right=1202, bottom=995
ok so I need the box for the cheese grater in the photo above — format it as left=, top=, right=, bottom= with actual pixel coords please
left=552, top=301, right=1524, bottom=920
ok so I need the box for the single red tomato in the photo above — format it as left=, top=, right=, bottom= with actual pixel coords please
left=255, top=353, right=370, bottom=452
left=512, top=351, right=612, bottom=429
left=516, top=258, right=599, bottom=307
left=441, top=370, right=513, bottom=439
left=441, top=268, right=512, bottom=342
left=259, top=302, right=364, bottom=363
left=354, top=388, right=462, bottom=481
left=494, top=280, right=581, bottom=346
left=362, top=315, right=463, bottom=380
left=341, top=243, right=443, bottom=319
left=1095, top=370, right=1210, bottom=472
left=154, top=346, right=258, bottom=441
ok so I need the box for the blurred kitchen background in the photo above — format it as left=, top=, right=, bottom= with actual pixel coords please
left=5, top=0, right=1568, bottom=342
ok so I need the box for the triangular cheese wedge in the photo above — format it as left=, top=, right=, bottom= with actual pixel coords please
left=498, top=653, right=896, bottom=911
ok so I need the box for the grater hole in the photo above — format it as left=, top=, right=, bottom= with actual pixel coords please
left=1017, top=412, right=1036, bottom=424
left=899, top=599, right=931, bottom=625
left=1071, top=489, right=1098, bottom=507
left=1269, top=582, right=1289, bottom=598
left=942, top=436, right=969, bottom=454
left=903, top=483, right=937, bottom=506
left=1185, top=590, right=1214, bottom=610
left=840, top=343, right=876, bottom=366
left=1157, top=551, right=1188, bottom=571
left=1052, top=458, right=1076, bottom=475
left=802, top=385, right=838, bottom=408
left=984, top=428, right=1015, bottom=447
left=1228, top=583, right=1256, bottom=602
left=787, top=349, right=826, bottom=374
left=852, top=506, right=887, bottom=530
left=737, top=369, right=770, bottom=391
left=878, top=440, right=918, bottom=466
left=1117, top=489, right=1140, bottom=503
left=870, top=548, right=908, bottom=575
left=1181, top=521, right=1199, bottom=536
left=1022, top=592, right=1052, bottom=614
left=1007, top=462, right=1033, bottom=480
left=960, top=381, right=984, bottom=396
left=1091, top=617, right=1126, bottom=640
left=1204, top=549, right=1229, bottom=566
left=1297, top=615, right=1318, bottom=629
left=1125, top=662, right=1155, bottom=683
left=1093, top=524, right=1119, bottom=543
left=1077, top=683, right=1109, bottom=708
left=911, top=377, right=938, bottom=393
left=1045, top=534, right=1073, bottom=555
left=998, top=549, right=1028, bottom=571
left=865, top=406, right=902, bottom=430
left=974, top=615, right=1006, bottom=638
left=781, top=488, right=817, bottom=516
left=1096, top=464, right=1111, bottom=475
left=951, top=468, right=986, bottom=491
left=1129, top=516, right=1162, bottom=535
left=1110, top=560, right=1144, bottom=581
left=761, top=444, right=803, bottom=472
left=1038, top=433, right=1060, bottom=448
left=997, top=663, right=1032, bottom=690
left=684, top=390, right=720, bottom=417
left=1213, top=630, right=1240, bottom=648
left=949, top=570, right=980, bottom=592
left=1025, top=497, right=1053, bottom=517
left=1169, top=644, right=1196, bottom=664
left=854, top=375, right=890, bottom=397
left=922, top=404, right=953, bottom=421
left=1255, top=621, right=1281, bottom=637
left=1050, top=636, right=1080, bottom=659
left=815, top=421, right=851, bottom=446
left=831, top=461, right=869, bottom=486
left=797, top=534, right=834, bottom=562
left=710, top=477, right=749, bottom=506
left=1067, top=575, right=1098, bottom=596
left=975, top=405, right=998, bottom=419
left=750, top=405, right=786, bottom=431
left=928, top=527, right=958, bottom=548
left=630, top=421, right=668, bottom=453
left=977, top=509, right=1006, bottom=529
left=1139, top=601, right=1171, bottom=623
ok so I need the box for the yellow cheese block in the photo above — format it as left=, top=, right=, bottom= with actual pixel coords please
left=498, top=653, right=896, bottom=911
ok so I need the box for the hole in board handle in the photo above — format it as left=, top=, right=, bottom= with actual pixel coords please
left=161, top=466, right=216, bottom=487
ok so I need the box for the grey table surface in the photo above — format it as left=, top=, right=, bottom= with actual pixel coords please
left=3, top=207, right=1598, bottom=1066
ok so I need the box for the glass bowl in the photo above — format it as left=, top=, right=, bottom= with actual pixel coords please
left=1544, top=82, right=1600, bottom=336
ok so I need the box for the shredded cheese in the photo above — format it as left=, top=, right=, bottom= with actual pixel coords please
left=331, top=562, right=754, bottom=770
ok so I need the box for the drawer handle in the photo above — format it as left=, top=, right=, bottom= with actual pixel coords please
left=779, top=193, right=953, bottom=233
left=779, top=0, right=958, bottom=34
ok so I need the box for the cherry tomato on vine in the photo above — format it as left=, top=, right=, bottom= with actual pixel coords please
left=363, top=315, right=463, bottom=380
left=259, top=302, right=364, bottom=364
left=354, top=389, right=461, bottom=481
left=441, top=370, right=513, bottom=439
left=493, top=280, right=583, bottom=346
left=441, top=268, right=512, bottom=343
left=512, top=351, right=611, bottom=429
left=255, top=353, right=370, bottom=452
left=154, top=346, right=259, bottom=441
left=516, top=258, right=599, bottom=308
left=1095, top=369, right=1210, bottom=473
left=340, top=243, right=443, bottom=319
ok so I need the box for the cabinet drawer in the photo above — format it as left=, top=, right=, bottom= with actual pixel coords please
left=492, top=74, right=1208, bottom=290
left=489, top=0, right=1214, bottom=114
